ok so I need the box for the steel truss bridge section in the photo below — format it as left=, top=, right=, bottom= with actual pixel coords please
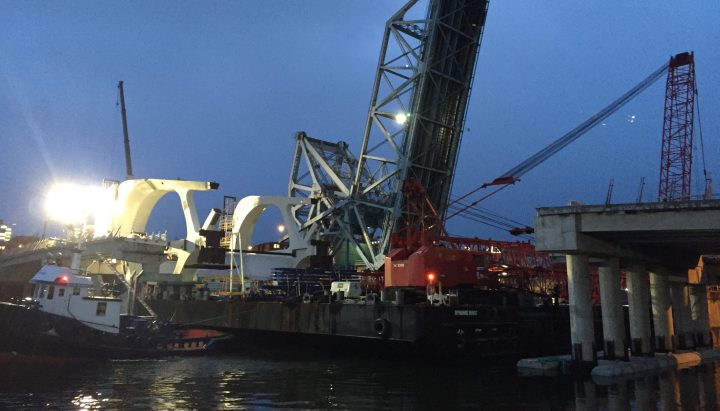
left=288, top=132, right=368, bottom=259
left=288, top=0, right=489, bottom=270
left=355, top=0, right=489, bottom=268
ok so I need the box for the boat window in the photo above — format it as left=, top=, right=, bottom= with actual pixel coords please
left=73, top=286, right=80, bottom=295
left=58, top=288, right=65, bottom=297
left=47, top=286, right=55, bottom=300
left=96, top=302, right=107, bottom=316
left=39, top=285, right=46, bottom=299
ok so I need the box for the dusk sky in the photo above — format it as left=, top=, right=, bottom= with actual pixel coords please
left=1, top=1, right=719, bottom=243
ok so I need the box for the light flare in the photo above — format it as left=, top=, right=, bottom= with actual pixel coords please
left=45, top=183, right=115, bottom=233
left=395, top=112, right=409, bottom=125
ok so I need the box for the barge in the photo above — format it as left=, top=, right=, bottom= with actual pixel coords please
left=146, top=293, right=570, bottom=359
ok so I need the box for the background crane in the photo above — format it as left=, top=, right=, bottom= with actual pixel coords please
left=447, top=51, right=707, bottom=226
left=658, top=52, right=698, bottom=202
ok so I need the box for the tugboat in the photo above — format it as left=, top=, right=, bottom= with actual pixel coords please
left=0, top=264, right=231, bottom=359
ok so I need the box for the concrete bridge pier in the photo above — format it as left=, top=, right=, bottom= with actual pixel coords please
left=626, top=263, right=652, bottom=356
left=672, top=284, right=694, bottom=349
left=598, top=258, right=626, bottom=359
left=689, top=285, right=711, bottom=347
left=650, top=271, right=674, bottom=352
left=566, top=254, right=596, bottom=370
left=534, top=200, right=720, bottom=372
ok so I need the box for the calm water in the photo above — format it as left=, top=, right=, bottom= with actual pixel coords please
left=0, top=350, right=717, bottom=410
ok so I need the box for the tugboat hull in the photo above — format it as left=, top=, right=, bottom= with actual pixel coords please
left=0, top=302, right=230, bottom=359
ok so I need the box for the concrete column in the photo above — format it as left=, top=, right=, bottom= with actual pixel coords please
left=626, top=263, right=652, bottom=356
left=690, top=285, right=711, bottom=347
left=650, top=271, right=674, bottom=352
left=671, top=284, right=694, bottom=349
left=598, top=258, right=626, bottom=359
left=566, top=254, right=596, bottom=370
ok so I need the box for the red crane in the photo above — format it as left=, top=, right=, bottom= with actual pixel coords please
left=383, top=52, right=701, bottom=300
left=443, top=57, right=672, bottom=223
left=658, top=52, right=697, bottom=202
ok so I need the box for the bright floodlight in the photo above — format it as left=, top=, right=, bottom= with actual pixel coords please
left=395, top=112, right=408, bottom=125
left=45, top=183, right=112, bottom=226
left=277, top=224, right=286, bottom=233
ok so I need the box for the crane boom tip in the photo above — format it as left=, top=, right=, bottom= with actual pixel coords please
left=484, top=176, right=518, bottom=187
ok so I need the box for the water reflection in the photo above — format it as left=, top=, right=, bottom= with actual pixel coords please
left=588, top=363, right=720, bottom=411
left=0, top=354, right=573, bottom=410
left=607, top=381, right=629, bottom=411
left=0, top=353, right=719, bottom=409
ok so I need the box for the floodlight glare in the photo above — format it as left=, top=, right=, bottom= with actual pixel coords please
left=45, top=183, right=112, bottom=227
left=395, top=112, right=408, bottom=124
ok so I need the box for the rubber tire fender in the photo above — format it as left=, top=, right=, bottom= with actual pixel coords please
left=373, top=318, right=390, bottom=337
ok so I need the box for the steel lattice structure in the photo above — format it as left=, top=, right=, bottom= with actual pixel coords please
left=659, top=52, right=696, bottom=202
left=288, top=0, right=489, bottom=270
left=288, top=132, right=360, bottom=253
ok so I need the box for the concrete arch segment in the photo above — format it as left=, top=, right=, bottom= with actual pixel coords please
left=230, top=196, right=317, bottom=279
left=109, top=179, right=217, bottom=242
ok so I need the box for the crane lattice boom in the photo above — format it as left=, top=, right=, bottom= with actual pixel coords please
left=658, top=52, right=696, bottom=202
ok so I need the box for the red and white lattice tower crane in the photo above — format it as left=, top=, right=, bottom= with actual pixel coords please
left=658, top=52, right=696, bottom=202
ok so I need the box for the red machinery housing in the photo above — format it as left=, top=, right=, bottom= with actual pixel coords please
left=384, top=178, right=499, bottom=289
left=384, top=245, right=497, bottom=288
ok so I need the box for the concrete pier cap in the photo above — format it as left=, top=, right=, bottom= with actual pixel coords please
left=535, top=200, right=720, bottom=271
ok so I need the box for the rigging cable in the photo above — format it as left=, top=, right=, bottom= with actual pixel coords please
left=449, top=200, right=530, bottom=229
left=447, top=202, right=535, bottom=241
left=444, top=59, right=671, bottom=215
left=695, top=85, right=710, bottom=198
left=449, top=208, right=534, bottom=241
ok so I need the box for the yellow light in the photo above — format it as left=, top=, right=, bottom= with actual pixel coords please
left=277, top=224, right=285, bottom=233
left=395, top=112, right=409, bottom=125
left=45, top=183, right=113, bottom=227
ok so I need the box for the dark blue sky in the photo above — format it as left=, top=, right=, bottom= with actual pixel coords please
left=1, top=1, right=719, bottom=242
